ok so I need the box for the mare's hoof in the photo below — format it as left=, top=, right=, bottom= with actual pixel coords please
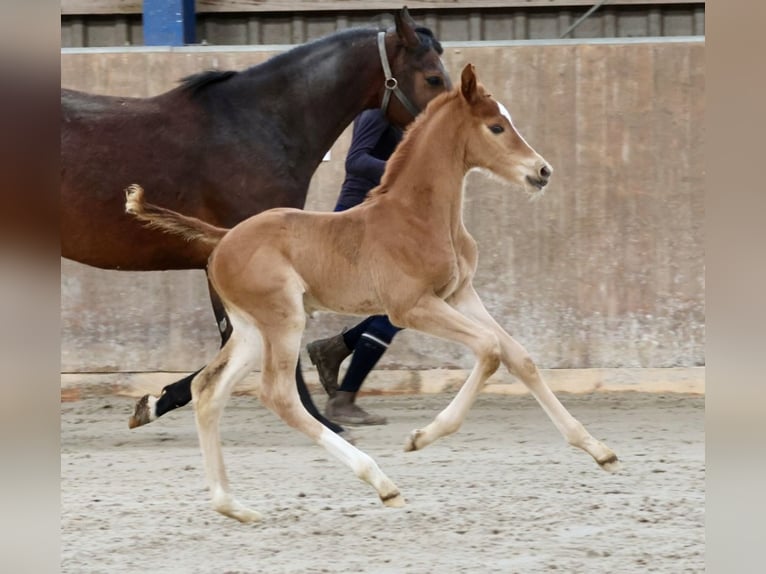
left=128, top=394, right=157, bottom=429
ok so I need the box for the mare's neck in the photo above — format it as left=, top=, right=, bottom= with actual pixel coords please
left=241, top=30, right=384, bottom=173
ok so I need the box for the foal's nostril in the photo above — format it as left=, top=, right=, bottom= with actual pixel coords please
left=540, top=165, right=552, bottom=179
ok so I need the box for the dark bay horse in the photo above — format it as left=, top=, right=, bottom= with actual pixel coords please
left=61, top=7, right=451, bottom=435
left=123, top=63, right=618, bottom=522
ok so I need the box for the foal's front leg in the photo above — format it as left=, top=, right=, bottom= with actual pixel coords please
left=391, top=295, right=504, bottom=451
left=449, top=283, right=620, bottom=472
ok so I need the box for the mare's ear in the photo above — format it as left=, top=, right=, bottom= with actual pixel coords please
left=460, top=63, right=478, bottom=104
left=395, top=6, right=420, bottom=49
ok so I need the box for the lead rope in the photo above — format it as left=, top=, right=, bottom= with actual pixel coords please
left=377, top=32, right=421, bottom=120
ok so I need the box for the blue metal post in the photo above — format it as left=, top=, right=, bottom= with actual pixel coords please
left=143, top=0, right=196, bottom=46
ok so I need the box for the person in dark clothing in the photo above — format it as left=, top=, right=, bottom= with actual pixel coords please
left=308, top=108, right=405, bottom=426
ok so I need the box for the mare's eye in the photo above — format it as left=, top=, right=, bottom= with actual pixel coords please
left=426, top=76, right=443, bottom=87
left=489, top=124, right=504, bottom=134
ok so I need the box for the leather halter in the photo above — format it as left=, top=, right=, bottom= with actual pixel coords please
left=377, top=32, right=421, bottom=120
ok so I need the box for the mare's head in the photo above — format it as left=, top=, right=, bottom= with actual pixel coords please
left=456, top=64, right=552, bottom=199
left=383, top=7, right=452, bottom=127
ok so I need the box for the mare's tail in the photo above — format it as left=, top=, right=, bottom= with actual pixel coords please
left=124, top=184, right=228, bottom=250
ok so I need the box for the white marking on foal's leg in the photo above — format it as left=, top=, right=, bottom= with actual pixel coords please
left=404, top=375, right=476, bottom=453
left=404, top=331, right=499, bottom=452
left=512, top=358, right=620, bottom=472
left=452, top=285, right=619, bottom=471
left=565, top=422, right=621, bottom=473
left=194, top=313, right=263, bottom=522
left=210, top=485, right=263, bottom=524
left=317, top=427, right=405, bottom=508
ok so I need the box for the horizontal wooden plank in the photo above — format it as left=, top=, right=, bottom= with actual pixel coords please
left=62, top=0, right=140, bottom=15
left=61, top=0, right=705, bottom=16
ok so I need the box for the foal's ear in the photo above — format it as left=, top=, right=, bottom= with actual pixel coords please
left=395, top=6, right=420, bottom=49
left=460, top=63, right=478, bottom=104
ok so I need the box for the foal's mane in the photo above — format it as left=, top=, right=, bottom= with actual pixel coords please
left=367, top=90, right=460, bottom=200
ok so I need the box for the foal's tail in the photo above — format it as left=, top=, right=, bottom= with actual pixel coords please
left=124, top=184, right=227, bottom=249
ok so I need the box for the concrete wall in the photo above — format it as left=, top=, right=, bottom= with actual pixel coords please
left=61, top=38, right=705, bottom=373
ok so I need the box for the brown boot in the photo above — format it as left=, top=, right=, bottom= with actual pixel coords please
left=307, top=332, right=351, bottom=397
left=325, top=391, right=388, bottom=426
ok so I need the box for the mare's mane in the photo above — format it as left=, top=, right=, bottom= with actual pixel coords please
left=177, top=29, right=372, bottom=97
left=180, top=70, right=238, bottom=96
left=177, top=24, right=441, bottom=98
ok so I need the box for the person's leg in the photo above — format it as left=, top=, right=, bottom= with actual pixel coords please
left=307, top=316, right=380, bottom=396
left=325, top=316, right=402, bottom=425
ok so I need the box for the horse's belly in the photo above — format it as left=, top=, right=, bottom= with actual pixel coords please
left=303, top=289, right=383, bottom=317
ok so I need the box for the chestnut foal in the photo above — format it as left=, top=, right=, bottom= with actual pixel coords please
left=124, top=64, right=619, bottom=523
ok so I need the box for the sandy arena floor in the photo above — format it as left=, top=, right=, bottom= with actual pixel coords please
left=61, top=392, right=704, bottom=573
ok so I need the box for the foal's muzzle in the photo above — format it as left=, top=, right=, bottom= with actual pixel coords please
left=527, top=163, right=553, bottom=189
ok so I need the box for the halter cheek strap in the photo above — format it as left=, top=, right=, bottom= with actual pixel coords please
left=377, top=31, right=421, bottom=120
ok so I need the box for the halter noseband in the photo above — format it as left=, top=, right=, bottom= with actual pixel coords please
left=377, top=32, right=421, bottom=120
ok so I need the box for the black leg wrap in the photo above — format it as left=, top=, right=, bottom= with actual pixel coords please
left=155, top=368, right=200, bottom=418
left=295, top=360, right=344, bottom=434
left=208, top=276, right=233, bottom=348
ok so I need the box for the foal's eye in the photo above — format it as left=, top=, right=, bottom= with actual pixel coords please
left=489, top=124, right=505, bottom=134
left=426, top=76, right=443, bottom=87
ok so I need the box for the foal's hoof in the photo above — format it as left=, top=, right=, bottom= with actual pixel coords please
left=380, top=491, right=406, bottom=508
left=128, top=394, right=158, bottom=429
left=214, top=502, right=262, bottom=524
left=598, top=453, right=621, bottom=473
left=403, top=429, right=425, bottom=452
left=225, top=507, right=263, bottom=524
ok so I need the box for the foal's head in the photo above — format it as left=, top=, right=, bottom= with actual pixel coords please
left=384, top=8, right=452, bottom=127
left=457, top=64, right=552, bottom=199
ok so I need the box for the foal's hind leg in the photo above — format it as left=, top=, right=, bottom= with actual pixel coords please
left=129, top=278, right=346, bottom=437
left=451, top=284, right=619, bottom=472
left=192, top=314, right=263, bottom=523
left=129, top=276, right=233, bottom=429
left=255, top=304, right=403, bottom=508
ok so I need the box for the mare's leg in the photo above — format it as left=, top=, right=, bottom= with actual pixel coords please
left=294, top=362, right=346, bottom=436
left=130, top=278, right=346, bottom=437
left=449, top=284, right=619, bottom=471
left=389, top=295, right=503, bottom=452
left=255, top=292, right=403, bottom=508
left=192, top=310, right=263, bottom=523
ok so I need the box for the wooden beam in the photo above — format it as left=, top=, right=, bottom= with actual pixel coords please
left=62, top=0, right=141, bottom=15
left=61, top=1, right=706, bottom=16
left=144, top=0, right=196, bottom=45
